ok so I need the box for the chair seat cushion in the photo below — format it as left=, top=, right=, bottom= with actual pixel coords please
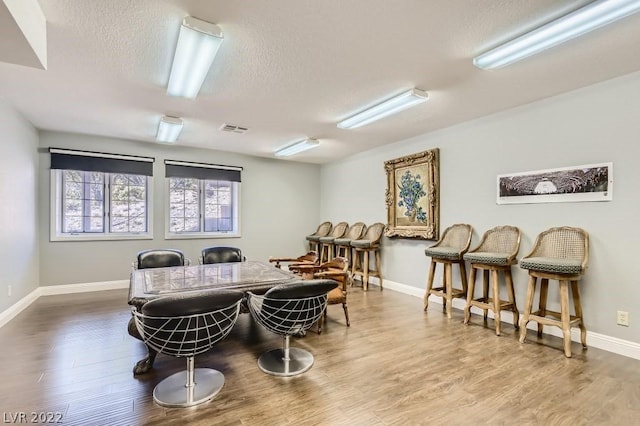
left=306, top=235, right=322, bottom=242
left=319, top=236, right=336, bottom=243
left=351, top=239, right=377, bottom=249
left=424, top=246, right=462, bottom=260
left=333, top=238, right=352, bottom=246
left=464, top=252, right=511, bottom=266
left=519, top=257, right=583, bottom=274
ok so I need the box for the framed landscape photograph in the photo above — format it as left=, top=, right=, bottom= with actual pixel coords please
left=497, top=162, right=612, bottom=205
left=384, top=148, right=439, bottom=239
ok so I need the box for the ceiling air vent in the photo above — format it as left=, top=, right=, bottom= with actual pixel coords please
left=220, top=123, right=249, bottom=134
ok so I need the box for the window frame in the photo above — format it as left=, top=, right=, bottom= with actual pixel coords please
left=164, top=176, right=241, bottom=240
left=50, top=169, right=153, bottom=242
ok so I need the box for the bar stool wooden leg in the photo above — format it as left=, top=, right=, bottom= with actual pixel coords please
left=482, top=270, right=490, bottom=320
left=505, top=269, right=519, bottom=329
left=463, top=266, right=477, bottom=324
left=519, top=275, right=537, bottom=343
left=375, top=249, right=383, bottom=290
left=444, top=263, right=453, bottom=319
left=537, top=278, right=549, bottom=337
left=491, top=269, right=501, bottom=335
left=424, top=261, right=436, bottom=311
left=571, top=280, right=587, bottom=348
left=363, top=250, right=370, bottom=291
left=560, top=280, right=572, bottom=357
left=460, top=261, right=468, bottom=294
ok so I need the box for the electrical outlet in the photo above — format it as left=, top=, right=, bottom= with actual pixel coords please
left=7, top=285, right=11, bottom=297
left=617, top=310, right=629, bottom=327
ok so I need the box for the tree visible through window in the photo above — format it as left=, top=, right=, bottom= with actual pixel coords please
left=58, top=170, right=149, bottom=235
left=169, top=177, right=234, bottom=233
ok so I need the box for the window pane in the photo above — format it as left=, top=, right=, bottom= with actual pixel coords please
left=203, top=180, right=233, bottom=232
left=184, top=203, right=199, bottom=218
left=109, top=173, right=148, bottom=233
left=184, top=218, right=199, bottom=232
left=63, top=216, right=82, bottom=233
left=170, top=203, right=185, bottom=218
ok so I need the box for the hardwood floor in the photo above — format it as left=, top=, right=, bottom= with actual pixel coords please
left=1, top=286, right=639, bottom=425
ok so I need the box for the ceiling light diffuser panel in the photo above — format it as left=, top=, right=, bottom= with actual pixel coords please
left=167, top=16, right=224, bottom=98
left=337, top=89, right=429, bottom=129
left=274, top=139, right=320, bottom=157
left=156, top=116, right=183, bottom=143
left=474, top=0, right=640, bottom=69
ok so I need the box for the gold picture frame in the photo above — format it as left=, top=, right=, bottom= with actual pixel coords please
left=384, top=148, right=439, bottom=240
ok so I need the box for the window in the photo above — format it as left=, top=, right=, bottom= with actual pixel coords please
left=50, top=149, right=154, bottom=241
left=165, top=160, right=241, bottom=238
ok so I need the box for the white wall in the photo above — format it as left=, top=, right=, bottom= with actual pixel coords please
left=321, top=70, right=640, bottom=343
left=38, top=131, right=321, bottom=286
left=0, top=99, right=39, bottom=312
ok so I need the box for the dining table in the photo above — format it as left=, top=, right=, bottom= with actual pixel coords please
left=127, top=260, right=297, bottom=375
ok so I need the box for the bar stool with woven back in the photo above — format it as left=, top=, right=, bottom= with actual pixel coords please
left=463, top=225, right=521, bottom=335
left=319, top=221, right=349, bottom=263
left=351, top=222, right=385, bottom=291
left=305, top=221, right=332, bottom=253
left=333, top=222, right=366, bottom=267
left=518, top=226, right=589, bottom=358
left=424, top=223, right=473, bottom=319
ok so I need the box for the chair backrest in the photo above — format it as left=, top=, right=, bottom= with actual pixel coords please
left=360, top=222, right=385, bottom=244
left=314, top=257, right=349, bottom=291
left=526, top=226, right=589, bottom=263
left=473, top=225, right=521, bottom=258
left=344, top=222, right=366, bottom=240
left=312, top=221, right=333, bottom=237
left=134, top=290, right=243, bottom=357
left=201, top=246, right=244, bottom=264
left=248, top=279, right=338, bottom=336
left=136, top=249, right=186, bottom=270
left=438, top=224, right=473, bottom=250
left=330, top=222, right=349, bottom=238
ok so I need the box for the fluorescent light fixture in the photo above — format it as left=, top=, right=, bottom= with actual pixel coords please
left=156, top=116, right=183, bottom=143
left=337, top=89, right=429, bottom=129
left=474, top=0, right=640, bottom=69
left=167, top=16, right=224, bottom=98
left=274, top=139, right=320, bottom=157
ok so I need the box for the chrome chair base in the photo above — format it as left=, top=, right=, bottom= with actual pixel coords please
left=257, top=348, right=314, bottom=377
left=153, top=368, right=224, bottom=408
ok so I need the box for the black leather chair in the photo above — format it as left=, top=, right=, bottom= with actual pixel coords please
left=132, top=290, right=243, bottom=407
left=247, top=279, right=338, bottom=377
left=135, top=249, right=188, bottom=269
left=201, top=246, right=245, bottom=264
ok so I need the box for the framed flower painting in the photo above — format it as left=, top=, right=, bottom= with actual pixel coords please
left=384, top=148, right=439, bottom=239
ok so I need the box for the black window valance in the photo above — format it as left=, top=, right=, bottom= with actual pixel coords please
left=165, top=160, right=242, bottom=182
left=49, top=148, right=154, bottom=176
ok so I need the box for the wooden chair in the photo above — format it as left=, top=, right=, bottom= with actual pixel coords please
left=518, top=227, right=589, bottom=357
left=424, top=223, right=473, bottom=319
left=290, top=257, right=351, bottom=334
left=463, top=226, right=521, bottom=335
left=319, top=221, right=349, bottom=263
left=334, top=222, right=366, bottom=267
left=305, top=221, right=333, bottom=253
left=269, top=251, right=319, bottom=271
left=351, top=223, right=385, bottom=291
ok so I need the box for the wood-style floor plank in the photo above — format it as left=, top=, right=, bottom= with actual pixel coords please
left=0, top=287, right=638, bottom=425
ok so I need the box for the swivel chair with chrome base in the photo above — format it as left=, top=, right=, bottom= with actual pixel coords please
left=133, top=290, right=243, bottom=407
left=247, top=279, right=338, bottom=377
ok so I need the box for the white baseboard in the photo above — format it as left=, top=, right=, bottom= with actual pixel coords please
left=0, top=280, right=128, bottom=329
left=382, top=278, right=640, bottom=361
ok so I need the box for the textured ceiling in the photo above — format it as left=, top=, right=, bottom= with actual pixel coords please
left=1, top=0, right=640, bottom=163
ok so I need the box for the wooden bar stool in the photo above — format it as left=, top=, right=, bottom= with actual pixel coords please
left=518, top=226, right=589, bottom=357
left=463, top=225, right=521, bottom=335
left=334, top=222, right=366, bottom=267
left=424, top=224, right=473, bottom=319
left=351, top=223, right=385, bottom=291
left=319, top=222, right=349, bottom=263
left=305, top=221, right=332, bottom=253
